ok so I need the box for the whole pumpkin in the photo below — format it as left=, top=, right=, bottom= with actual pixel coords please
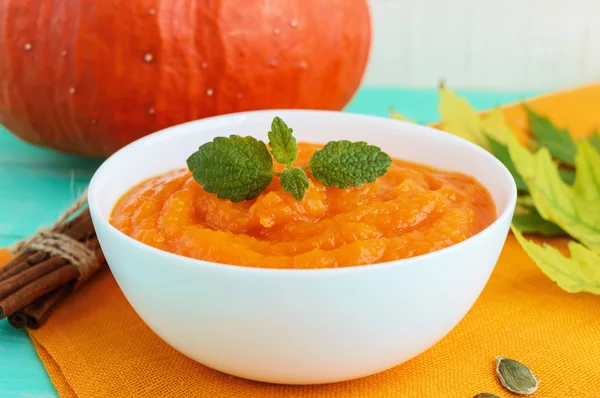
left=0, top=0, right=371, bottom=157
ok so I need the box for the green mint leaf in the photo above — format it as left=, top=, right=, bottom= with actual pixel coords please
left=186, top=135, right=273, bottom=202
left=486, top=134, right=529, bottom=193
left=280, top=167, right=309, bottom=201
left=308, top=140, right=392, bottom=188
left=268, top=116, right=297, bottom=165
left=524, top=104, right=577, bottom=165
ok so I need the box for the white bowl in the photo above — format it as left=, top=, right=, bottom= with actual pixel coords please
left=88, top=109, right=517, bottom=385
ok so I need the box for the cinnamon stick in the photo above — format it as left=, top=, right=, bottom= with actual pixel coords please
left=22, top=283, right=74, bottom=329
left=0, top=236, right=99, bottom=300
left=0, top=264, right=79, bottom=318
left=0, top=190, right=105, bottom=328
left=0, top=253, right=30, bottom=282
left=93, top=247, right=106, bottom=264
left=0, top=246, right=104, bottom=319
left=0, top=210, right=93, bottom=282
left=7, top=312, right=28, bottom=329
left=27, top=251, right=48, bottom=265
left=1, top=205, right=104, bottom=327
left=0, top=256, right=66, bottom=300
left=59, top=209, right=94, bottom=241
left=0, top=251, right=53, bottom=283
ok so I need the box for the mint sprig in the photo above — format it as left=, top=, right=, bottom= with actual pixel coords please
left=186, top=117, right=392, bottom=202
left=186, top=135, right=273, bottom=202
left=268, top=116, right=297, bottom=166
left=280, top=167, right=309, bottom=200
left=309, top=140, right=392, bottom=188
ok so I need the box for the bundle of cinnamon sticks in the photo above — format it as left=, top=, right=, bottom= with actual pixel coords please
left=0, top=208, right=105, bottom=328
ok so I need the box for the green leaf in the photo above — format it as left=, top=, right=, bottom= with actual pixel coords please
left=280, top=167, right=309, bottom=201
left=486, top=135, right=528, bottom=192
left=559, top=169, right=576, bottom=186
left=186, top=135, right=274, bottom=202
left=524, top=104, right=577, bottom=165
left=589, top=130, right=600, bottom=153
left=513, top=227, right=600, bottom=294
left=268, top=116, right=297, bottom=165
left=508, top=135, right=600, bottom=253
left=512, top=197, right=565, bottom=236
left=309, top=141, right=392, bottom=188
left=486, top=133, right=574, bottom=191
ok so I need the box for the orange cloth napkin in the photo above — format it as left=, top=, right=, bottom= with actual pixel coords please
left=4, top=83, right=600, bottom=397
left=2, top=236, right=598, bottom=398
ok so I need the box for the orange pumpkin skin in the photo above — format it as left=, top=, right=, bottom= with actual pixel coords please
left=0, top=0, right=371, bottom=157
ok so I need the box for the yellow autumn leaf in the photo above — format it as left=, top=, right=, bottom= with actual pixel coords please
left=438, top=87, right=514, bottom=149
left=439, top=86, right=489, bottom=148
left=389, top=107, right=415, bottom=123
left=512, top=227, right=600, bottom=294
left=573, top=139, right=600, bottom=202
left=508, top=135, right=600, bottom=252
left=514, top=197, right=532, bottom=215
left=514, top=195, right=541, bottom=216
left=481, top=108, right=513, bottom=145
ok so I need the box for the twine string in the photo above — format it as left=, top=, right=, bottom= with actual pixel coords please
left=8, top=189, right=99, bottom=286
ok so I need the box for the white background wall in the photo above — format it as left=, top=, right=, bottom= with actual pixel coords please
left=363, top=0, right=600, bottom=91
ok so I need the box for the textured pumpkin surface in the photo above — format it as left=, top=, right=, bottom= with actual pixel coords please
left=0, top=0, right=371, bottom=157
left=110, top=142, right=496, bottom=269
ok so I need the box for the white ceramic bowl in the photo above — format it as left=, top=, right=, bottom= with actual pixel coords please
left=88, top=110, right=517, bottom=385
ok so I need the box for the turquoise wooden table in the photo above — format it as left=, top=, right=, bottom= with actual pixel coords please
left=0, top=87, right=540, bottom=397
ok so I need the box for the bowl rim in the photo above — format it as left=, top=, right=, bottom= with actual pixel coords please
left=88, top=109, right=517, bottom=275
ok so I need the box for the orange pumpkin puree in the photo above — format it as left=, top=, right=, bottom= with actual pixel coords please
left=110, top=143, right=496, bottom=269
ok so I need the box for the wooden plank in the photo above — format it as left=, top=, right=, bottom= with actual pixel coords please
left=0, top=236, right=58, bottom=397
left=0, top=320, right=59, bottom=398
left=0, top=163, right=96, bottom=237
left=0, top=127, right=100, bottom=168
